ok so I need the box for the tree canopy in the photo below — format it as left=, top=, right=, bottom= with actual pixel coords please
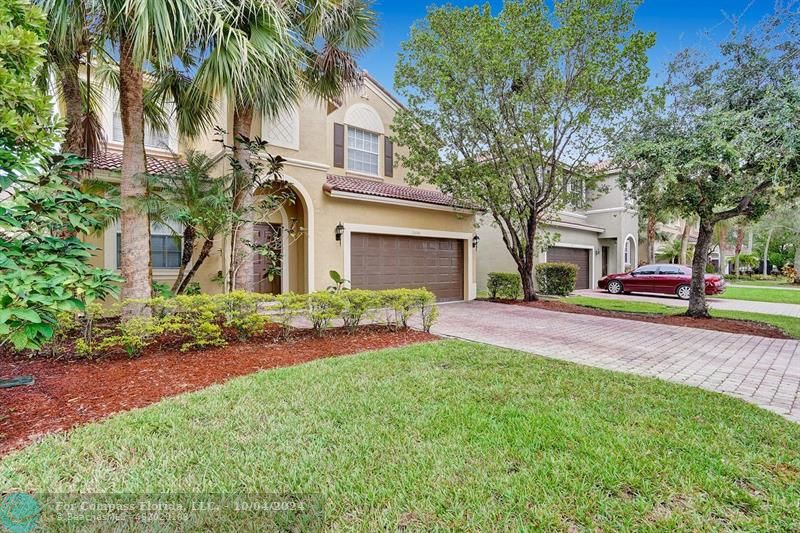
left=615, top=7, right=800, bottom=316
left=392, top=0, right=653, bottom=300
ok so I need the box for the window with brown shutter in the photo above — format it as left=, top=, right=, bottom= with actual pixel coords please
left=384, top=138, right=394, bottom=178
left=333, top=123, right=345, bottom=168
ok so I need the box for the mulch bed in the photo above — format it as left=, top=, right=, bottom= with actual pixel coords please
left=0, top=326, right=436, bottom=456
left=487, top=299, right=793, bottom=340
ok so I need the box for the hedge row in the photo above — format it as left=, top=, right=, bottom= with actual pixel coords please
left=54, top=289, right=438, bottom=359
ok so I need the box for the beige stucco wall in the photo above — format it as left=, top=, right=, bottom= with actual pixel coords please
left=86, top=76, right=477, bottom=300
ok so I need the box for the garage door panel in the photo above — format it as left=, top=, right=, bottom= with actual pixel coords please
left=547, top=246, right=590, bottom=290
left=351, top=233, right=464, bottom=302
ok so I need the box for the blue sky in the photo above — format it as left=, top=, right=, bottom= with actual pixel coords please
left=359, top=0, right=774, bottom=95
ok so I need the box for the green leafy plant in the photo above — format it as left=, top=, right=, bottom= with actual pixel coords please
left=487, top=273, right=522, bottom=300
left=152, top=281, right=174, bottom=299
left=340, top=290, right=379, bottom=333
left=274, top=293, right=307, bottom=338
left=306, top=292, right=345, bottom=336
left=535, top=263, right=578, bottom=297
left=327, top=270, right=350, bottom=294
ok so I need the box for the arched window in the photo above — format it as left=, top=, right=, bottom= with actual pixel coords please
left=623, top=235, right=636, bottom=270
left=262, top=105, right=300, bottom=151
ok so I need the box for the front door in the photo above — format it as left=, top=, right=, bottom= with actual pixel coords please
left=253, top=223, right=282, bottom=294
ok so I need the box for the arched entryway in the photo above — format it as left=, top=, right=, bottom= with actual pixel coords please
left=252, top=174, right=314, bottom=294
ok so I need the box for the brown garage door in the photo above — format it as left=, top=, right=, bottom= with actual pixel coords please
left=351, top=233, right=464, bottom=302
left=547, top=246, right=591, bottom=290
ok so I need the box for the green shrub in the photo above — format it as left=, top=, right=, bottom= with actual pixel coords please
left=275, top=293, right=307, bottom=337
left=184, top=282, right=202, bottom=295
left=487, top=272, right=522, bottom=299
left=380, top=288, right=438, bottom=329
left=216, top=291, right=273, bottom=339
left=341, top=290, right=380, bottom=333
left=306, top=292, right=345, bottom=336
left=536, top=263, right=577, bottom=296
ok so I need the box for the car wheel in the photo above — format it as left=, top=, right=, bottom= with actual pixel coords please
left=676, top=285, right=691, bottom=300
left=607, top=280, right=623, bottom=295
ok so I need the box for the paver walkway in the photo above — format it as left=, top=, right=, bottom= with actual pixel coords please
left=574, top=289, right=800, bottom=317
left=432, top=301, right=800, bottom=422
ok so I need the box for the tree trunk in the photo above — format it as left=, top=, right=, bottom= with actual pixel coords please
left=734, top=226, right=745, bottom=276
left=172, top=226, right=197, bottom=293
left=177, top=238, right=215, bottom=294
left=794, top=243, right=800, bottom=284
left=230, top=105, right=255, bottom=292
left=519, top=261, right=537, bottom=301
left=61, top=66, right=85, bottom=156
left=679, top=219, right=691, bottom=265
left=646, top=213, right=656, bottom=263
left=764, top=228, right=773, bottom=275
left=118, top=37, right=152, bottom=313
left=687, top=218, right=714, bottom=318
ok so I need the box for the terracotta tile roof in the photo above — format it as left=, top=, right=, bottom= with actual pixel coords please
left=324, top=174, right=471, bottom=209
left=91, top=152, right=187, bottom=175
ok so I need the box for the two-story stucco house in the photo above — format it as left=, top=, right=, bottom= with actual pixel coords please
left=476, top=169, right=639, bottom=292
left=80, top=75, right=478, bottom=302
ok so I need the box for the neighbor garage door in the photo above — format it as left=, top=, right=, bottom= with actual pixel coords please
left=351, top=233, right=464, bottom=302
left=547, top=246, right=591, bottom=290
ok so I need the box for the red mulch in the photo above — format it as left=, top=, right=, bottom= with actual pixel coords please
left=489, top=299, right=793, bottom=339
left=0, top=326, right=436, bottom=456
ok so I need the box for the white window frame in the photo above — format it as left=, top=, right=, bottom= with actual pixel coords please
left=346, top=126, right=381, bottom=177
left=105, top=220, right=183, bottom=272
left=104, top=87, right=178, bottom=153
left=262, top=105, right=300, bottom=151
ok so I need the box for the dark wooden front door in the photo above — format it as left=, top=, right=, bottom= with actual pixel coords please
left=350, top=233, right=465, bottom=302
left=253, top=223, right=282, bottom=294
left=547, top=246, right=591, bottom=290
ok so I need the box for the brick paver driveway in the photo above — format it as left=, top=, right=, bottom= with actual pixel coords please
left=432, top=301, right=800, bottom=422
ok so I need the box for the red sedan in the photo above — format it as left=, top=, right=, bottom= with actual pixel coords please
left=598, top=264, right=726, bottom=300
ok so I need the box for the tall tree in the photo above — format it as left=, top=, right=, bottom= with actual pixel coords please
left=392, top=0, right=653, bottom=300
left=0, top=0, right=121, bottom=351
left=96, top=0, right=204, bottom=309
left=616, top=8, right=800, bottom=317
left=192, top=0, right=376, bottom=291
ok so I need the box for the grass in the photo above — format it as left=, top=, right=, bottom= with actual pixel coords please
left=565, top=296, right=800, bottom=339
left=719, top=286, right=800, bottom=305
left=2, top=340, right=799, bottom=529
left=728, top=278, right=795, bottom=288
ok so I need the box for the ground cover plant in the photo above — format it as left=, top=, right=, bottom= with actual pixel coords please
left=1, top=341, right=798, bottom=530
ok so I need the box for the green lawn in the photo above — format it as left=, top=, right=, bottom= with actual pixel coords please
left=2, top=341, right=799, bottom=530
left=566, top=295, right=800, bottom=339
left=719, top=286, right=800, bottom=305
left=728, top=278, right=794, bottom=288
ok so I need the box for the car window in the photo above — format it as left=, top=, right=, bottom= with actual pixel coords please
left=658, top=266, right=683, bottom=275
left=634, top=266, right=658, bottom=275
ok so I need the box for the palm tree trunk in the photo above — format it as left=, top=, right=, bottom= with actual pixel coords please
left=172, top=226, right=197, bottom=293
left=679, top=219, right=691, bottom=265
left=61, top=66, right=85, bottom=156
left=231, top=105, right=255, bottom=292
left=177, top=238, right=215, bottom=294
left=118, top=36, right=152, bottom=312
left=646, top=213, right=656, bottom=263
left=763, top=228, right=773, bottom=275
left=794, top=243, right=800, bottom=284
left=687, top=218, right=714, bottom=318
left=734, top=226, right=745, bottom=276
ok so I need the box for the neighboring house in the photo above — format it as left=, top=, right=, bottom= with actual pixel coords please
left=73, top=75, right=478, bottom=302
left=477, top=169, right=639, bottom=292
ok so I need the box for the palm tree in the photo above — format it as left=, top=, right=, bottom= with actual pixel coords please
left=142, top=152, right=228, bottom=294
left=192, top=0, right=377, bottom=291
left=93, top=0, right=205, bottom=309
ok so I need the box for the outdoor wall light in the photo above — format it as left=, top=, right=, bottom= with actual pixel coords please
left=335, top=222, right=345, bottom=243
left=472, top=234, right=480, bottom=249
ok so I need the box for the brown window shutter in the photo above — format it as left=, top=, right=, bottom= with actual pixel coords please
left=333, top=123, right=345, bottom=168
left=384, top=138, right=394, bottom=178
